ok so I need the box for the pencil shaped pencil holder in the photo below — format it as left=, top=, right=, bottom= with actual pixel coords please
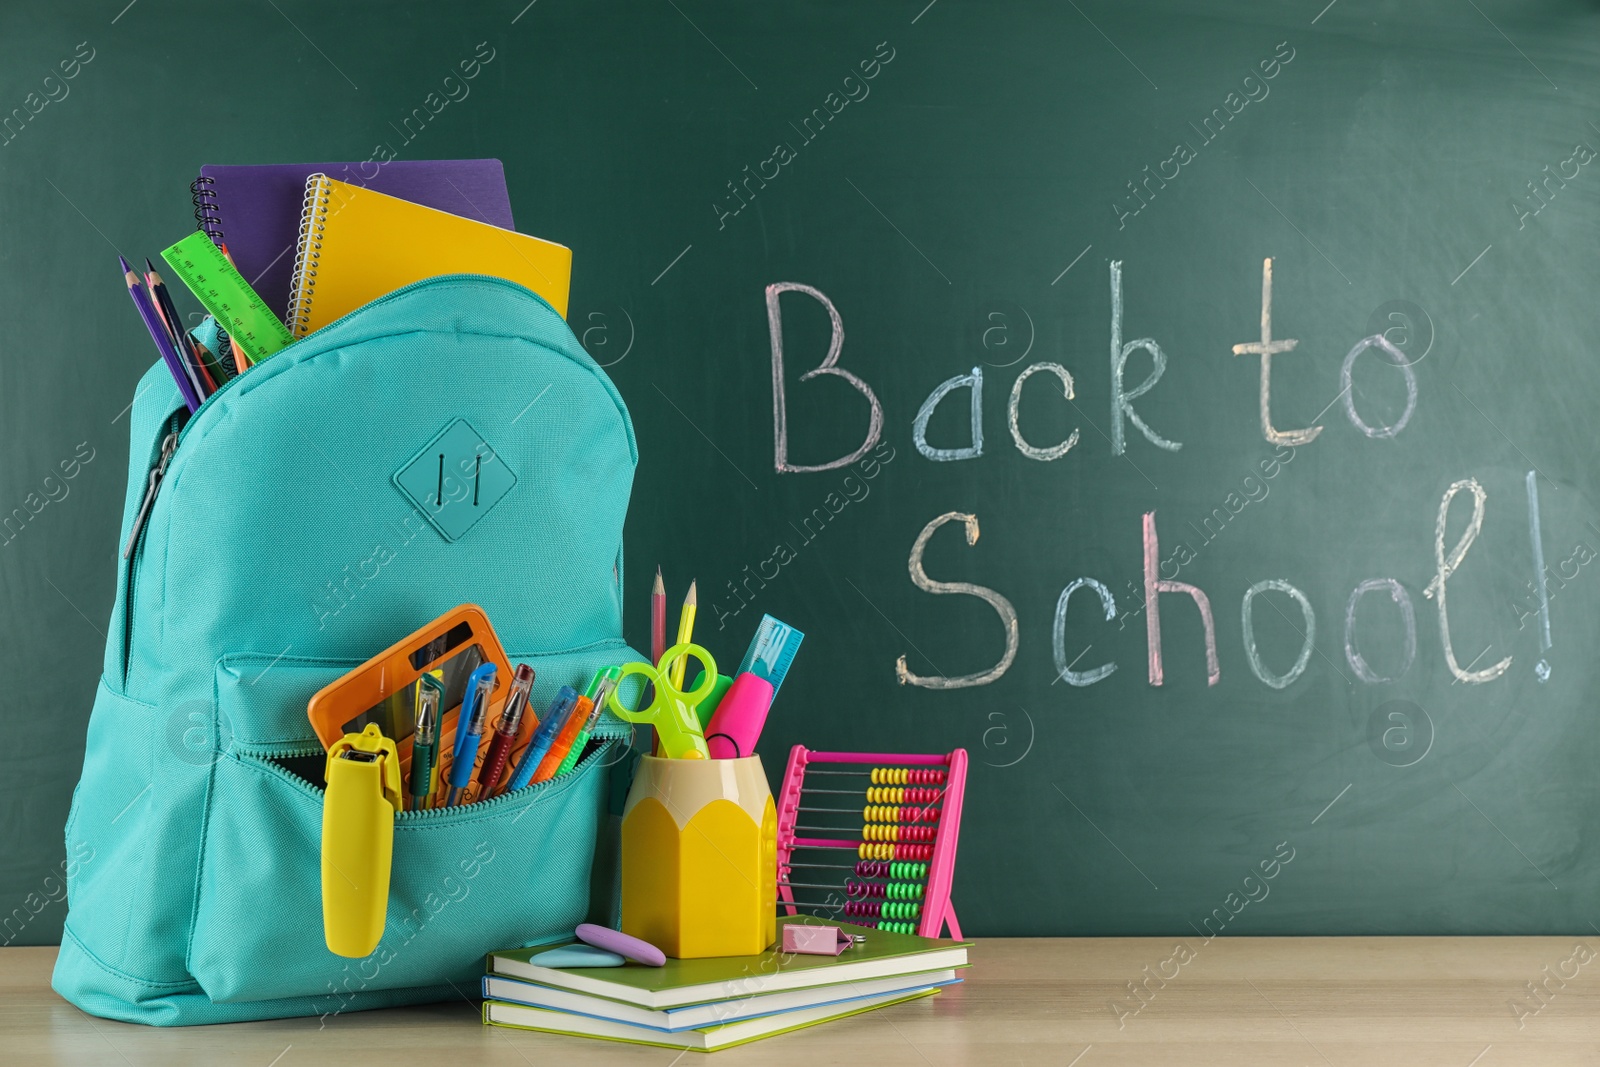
left=621, top=755, right=777, bottom=958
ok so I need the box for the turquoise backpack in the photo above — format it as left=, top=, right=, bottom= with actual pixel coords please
left=54, top=276, right=640, bottom=1025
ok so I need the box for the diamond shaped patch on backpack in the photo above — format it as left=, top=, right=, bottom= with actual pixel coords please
left=393, top=417, right=517, bottom=541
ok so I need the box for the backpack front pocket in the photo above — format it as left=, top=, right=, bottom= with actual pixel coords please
left=187, top=646, right=633, bottom=1006
left=188, top=743, right=614, bottom=1005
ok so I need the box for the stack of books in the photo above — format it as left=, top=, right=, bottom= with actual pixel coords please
left=482, top=918, right=970, bottom=1052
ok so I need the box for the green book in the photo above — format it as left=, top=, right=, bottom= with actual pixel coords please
left=484, top=986, right=940, bottom=1052
left=487, top=918, right=970, bottom=1010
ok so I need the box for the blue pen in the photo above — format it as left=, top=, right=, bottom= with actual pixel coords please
left=446, top=663, right=497, bottom=806
left=506, top=686, right=578, bottom=793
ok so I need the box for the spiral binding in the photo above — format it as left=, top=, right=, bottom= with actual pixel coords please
left=191, top=175, right=224, bottom=245
left=284, top=174, right=334, bottom=337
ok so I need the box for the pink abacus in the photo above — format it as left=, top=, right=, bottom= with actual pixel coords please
left=776, top=746, right=966, bottom=939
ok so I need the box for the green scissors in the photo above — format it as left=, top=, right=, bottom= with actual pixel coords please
left=608, top=643, right=716, bottom=760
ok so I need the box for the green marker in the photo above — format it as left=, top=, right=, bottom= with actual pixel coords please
left=557, top=667, right=621, bottom=776
left=689, top=670, right=734, bottom=731
left=161, top=230, right=294, bottom=364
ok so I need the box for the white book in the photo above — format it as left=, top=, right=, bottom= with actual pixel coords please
left=482, top=968, right=960, bottom=1031
left=484, top=985, right=941, bottom=1051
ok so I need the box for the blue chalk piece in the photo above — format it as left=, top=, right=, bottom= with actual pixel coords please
left=531, top=944, right=627, bottom=968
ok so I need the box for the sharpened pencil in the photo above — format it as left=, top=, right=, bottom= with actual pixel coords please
left=119, top=256, right=201, bottom=412
left=145, top=259, right=214, bottom=396
left=669, top=580, right=698, bottom=689
left=651, top=567, right=667, bottom=667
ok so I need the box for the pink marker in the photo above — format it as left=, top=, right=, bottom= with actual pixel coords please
left=704, top=673, right=774, bottom=758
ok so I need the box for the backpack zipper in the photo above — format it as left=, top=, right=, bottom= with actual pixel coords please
left=123, top=428, right=180, bottom=560
left=256, top=730, right=626, bottom=824
left=119, top=416, right=183, bottom=687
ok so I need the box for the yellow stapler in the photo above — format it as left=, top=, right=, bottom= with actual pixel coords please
left=322, top=723, right=401, bottom=958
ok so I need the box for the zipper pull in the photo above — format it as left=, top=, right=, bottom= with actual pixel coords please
left=123, top=431, right=179, bottom=560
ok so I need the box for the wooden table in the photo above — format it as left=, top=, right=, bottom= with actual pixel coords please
left=7, top=938, right=1600, bottom=1064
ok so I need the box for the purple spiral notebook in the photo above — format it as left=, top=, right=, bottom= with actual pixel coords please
left=192, top=159, right=515, bottom=320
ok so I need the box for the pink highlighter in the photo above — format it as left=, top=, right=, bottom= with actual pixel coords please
left=705, top=615, right=802, bottom=759
left=704, top=674, right=774, bottom=758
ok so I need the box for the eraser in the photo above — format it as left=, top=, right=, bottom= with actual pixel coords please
left=532, top=944, right=626, bottom=968
left=575, top=922, right=666, bottom=966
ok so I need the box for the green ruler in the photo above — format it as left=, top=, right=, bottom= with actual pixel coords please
left=160, top=231, right=295, bottom=364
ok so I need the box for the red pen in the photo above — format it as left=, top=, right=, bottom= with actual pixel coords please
left=479, top=664, right=534, bottom=797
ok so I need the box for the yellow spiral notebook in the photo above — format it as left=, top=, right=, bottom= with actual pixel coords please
left=285, top=174, right=571, bottom=337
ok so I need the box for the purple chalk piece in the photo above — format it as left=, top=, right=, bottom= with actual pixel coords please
left=575, top=923, right=666, bottom=966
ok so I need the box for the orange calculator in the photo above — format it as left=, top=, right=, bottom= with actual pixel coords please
left=307, top=605, right=526, bottom=806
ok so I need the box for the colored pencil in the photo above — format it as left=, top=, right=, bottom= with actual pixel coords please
left=642, top=567, right=666, bottom=756
left=651, top=567, right=667, bottom=667
left=145, top=259, right=214, bottom=396
left=669, top=580, right=698, bottom=689
left=119, top=256, right=201, bottom=412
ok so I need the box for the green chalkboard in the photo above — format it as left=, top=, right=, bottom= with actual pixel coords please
left=5, top=0, right=1600, bottom=944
